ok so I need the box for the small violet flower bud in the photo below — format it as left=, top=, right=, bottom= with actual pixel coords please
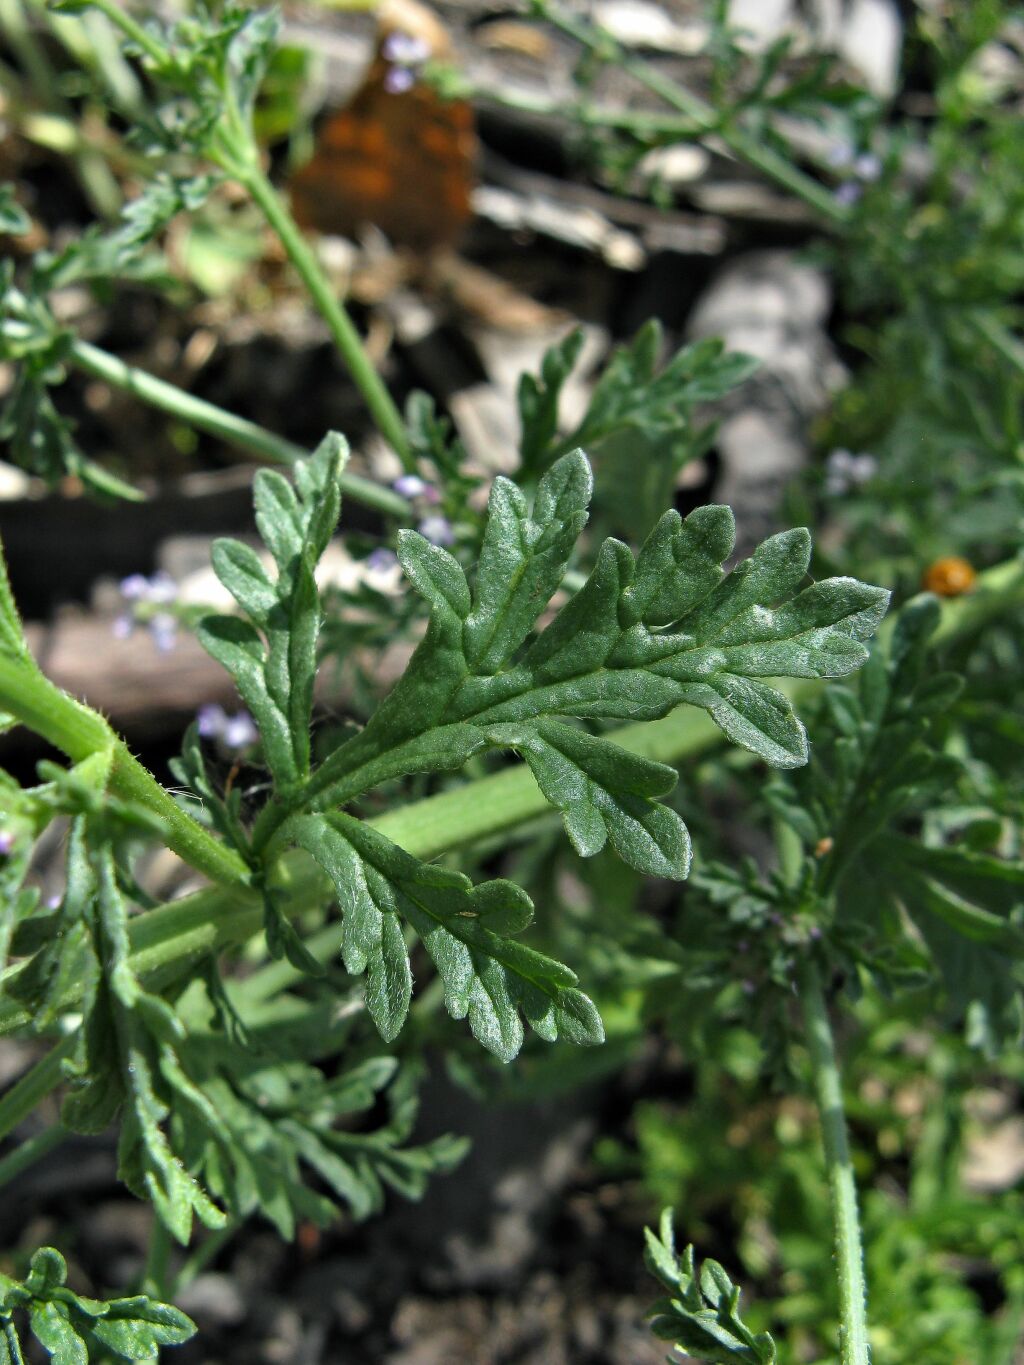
left=119, top=573, right=151, bottom=601
left=223, top=712, right=259, bottom=751
left=384, top=65, right=416, bottom=94
left=145, top=571, right=178, bottom=605
left=393, top=474, right=429, bottom=499
left=853, top=152, right=882, bottom=182
left=112, top=613, right=134, bottom=641
left=0, top=829, right=14, bottom=856
left=824, top=448, right=877, bottom=496
left=119, top=571, right=177, bottom=605
left=826, top=140, right=854, bottom=169
left=196, top=704, right=257, bottom=752
left=382, top=31, right=431, bottom=66
left=197, top=703, right=229, bottom=739
left=834, top=182, right=862, bottom=208
left=418, top=515, right=454, bottom=546
left=365, top=547, right=400, bottom=574
left=149, top=613, right=178, bottom=653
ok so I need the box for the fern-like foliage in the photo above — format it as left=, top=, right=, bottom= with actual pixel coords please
left=0, top=1247, right=195, bottom=1364
left=769, top=595, right=1024, bottom=1050
left=644, top=1210, right=777, bottom=1363
left=195, top=436, right=887, bottom=1062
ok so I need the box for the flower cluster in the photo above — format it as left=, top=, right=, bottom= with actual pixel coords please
left=827, top=143, right=883, bottom=208
left=381, top=30, right=431, bottom=94
left=824, top=448, right=877, bottom=496
left=196, top=704, right=258, bottom=752
left=392, top=474, right=454, bottom=546
left=113, top=571, right=179, bottom=652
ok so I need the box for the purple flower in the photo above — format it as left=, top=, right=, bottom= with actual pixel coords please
left=825, top=448, right=877, bottom=496
left=365, top=547, right=400, bottom=574
left=46, top=893, right=62, bottom=910
left=393, top=474, right=430, bottom=499
left=0, top=830, right=14, bottom=856
left=196, top=704, right=257, bottom=752
left=826, top=141, right=854, bottom=169
left=384, top=66, right=416, bottom=94
left=197, top=703, right=229, bottom=738
left=834, top=182, right=862, bottom=208
left=119, top=573, right=151, bottom=601
left=149, top=613, right=178, bottom=653
left=112, top=613, right=134, bottom=640
left=382, top=31, right=431, bottom=66
left=853, top=152, right=882, bottom=182
left=119, top=571, right=177, bottom=605
left=418, top=515, right=454, bottom=546
left=223, top=712, right=258, bottom=751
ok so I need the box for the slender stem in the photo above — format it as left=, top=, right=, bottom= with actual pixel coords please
left=69, top=339, right=411, bottom=519
left=240, top=166, right=414, bottom=470
left=438, top=67, right=702, bottom=139
left=797, top=959, right=871, bottom=1365
left=86, top=0, right=166, bottom=67
left=169, top=1222, right=239, bottom=1297
left=0, top=1033, right=77, bottom=1143
left=142, top=1214, right=174, bottom=1300
left=536, top=1, right=850, bottom=225
left=0, top=1122, right=67, bottom=1189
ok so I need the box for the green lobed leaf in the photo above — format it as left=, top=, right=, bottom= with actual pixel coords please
left=309, top=450, right=887, bottom=849
left=288, top=812, right=604, bottom=1060
left=200, top=432, right=347, bottom=790
left=488, top=718, right=691, bottom=877
left=644, top=1211, right=777, bottom=1363
left=2, top=1246, right=195, bottom=1365
left=517, top=326, right=586, bottom=475
left=516, top=321, right=757, bottom=477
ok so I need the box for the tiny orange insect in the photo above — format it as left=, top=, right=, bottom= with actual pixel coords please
left=921, top=556, right=977, bottom=597
left=289, top=0, right=476, bottom=254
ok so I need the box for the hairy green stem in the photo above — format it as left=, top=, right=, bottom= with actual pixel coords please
left=0, top=1033, right=77, bottom=1143
left=239, top=166, right=414, bottom=470
left=0, top=1122, right=67, bottom=1189
left=68, top=339, right=411, bottom=519
left=0, top=651, right=249, bottom=887
left=797, top=959, right=871, bottom=1365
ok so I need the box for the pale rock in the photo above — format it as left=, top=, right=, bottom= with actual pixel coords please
left=687, top=250, right=846, bottom=551
left=592, top=0, right=708, bottom=54
left=637, top=142, right=710, bottom=186
left=0, top=460, right=34, bottom=501
left=728, top=0, right=794, bottom=48
left=839, top=0, right=902, bottom=97
left=454, top=323, right=607, bottom=473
